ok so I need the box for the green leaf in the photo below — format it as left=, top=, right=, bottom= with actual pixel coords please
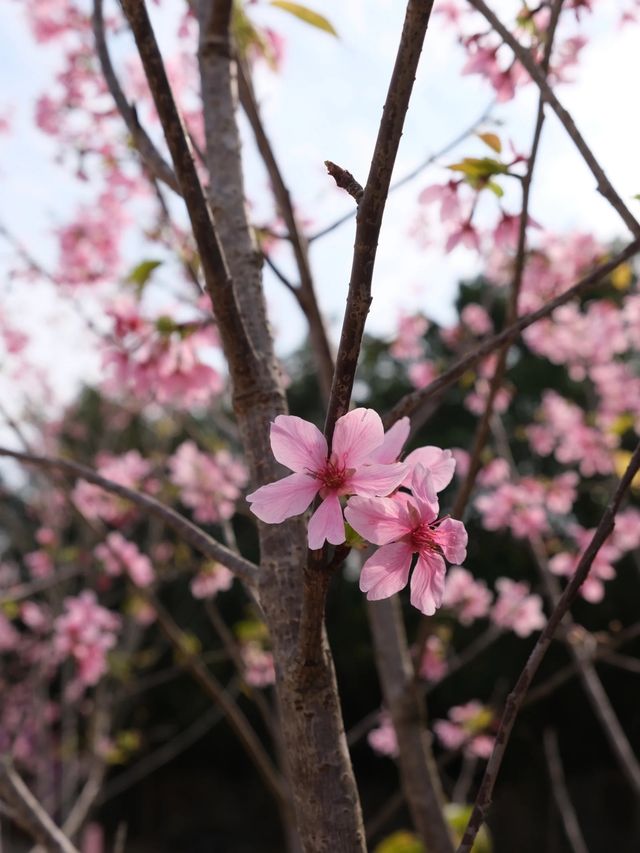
left=486, top=180, right=504, bottom=198
left=270, top=1, right=338, bottom=36
left=126, top=259, right=163, bottom=290
left=633, top=194, right=640, bottom=201
left=477, top=132, right=502, bottom=154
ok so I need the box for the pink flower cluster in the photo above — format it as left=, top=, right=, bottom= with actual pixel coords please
left=53, top=591, right=121, bottom=692
left=73, top=450, right=156, bottom=524
left=241, top=642, right=276, bottom=688
left=368, top=712, right=399, bottom=759
left=248, top=410, right=466, bottom=615
left=95, top=532, right=155, bottom=588
left=169, top=441, right=248, bottom=524
left=190, top=562, right=234, bottom=599
left=549, top=511, right=640, bottom=604
left=433, top=701, right=495, bottom=759
left=102, top=298, right=224, bottom=408
left=442, top=566, right=492, bottom=626
left=490, top=579, right=546, bottom=638
left=475, top=460, right=578, bottom=539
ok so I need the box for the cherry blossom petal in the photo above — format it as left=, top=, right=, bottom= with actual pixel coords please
left=308, top=493, right=345, bottom=549
left=270, top=415, right=327, bottom=473
left=345, top=496, right=411, bottom=545
left=348, top=462, right=409, bottom=498
left=410, top=552, right=446, bottom=615
left=247, top=473, right=319, bottom=523
left=404, top=446, right=456, bottom=491
left=359, top=542, right=413, bottom=600
left=368, top=417, right=410, bottom=463
left=410, top=464, right=438, bottom=514
left=332, top=408, right=385, bottom=467
left=433, top=518, right=468, bottom=564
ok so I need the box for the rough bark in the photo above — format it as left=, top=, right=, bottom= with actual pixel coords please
left=367, top=596, right=455, bottom=853
left=196, top=3, right=366, bottom=850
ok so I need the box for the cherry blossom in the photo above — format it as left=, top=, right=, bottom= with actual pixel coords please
left=190, top=563, right=234, bottom=599
left=367, top=712, right=399, bottom=758
left=442, top=566, right=493, bottom=625
left=95, top=532, right=155, bottom=588
left=345, top=466, right=468, bottom=615
left=433, top=701, right=495, bottom=758
left=491, top=578, right=546, bottom=637
left=247, top=409, right=408, bottom=549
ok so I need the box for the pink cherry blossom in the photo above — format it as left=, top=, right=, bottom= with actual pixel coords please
left=433, top=701, right=495, bottom=758
left=345, top=466, right=468, bottom=615
left=491, top=578, right=545, bottom=637
left=368, top=416, right=456, bottom=494
left=367, top=712, right=399, bottom=758
left=418, top=634, right=448, bottom=682
left=241, top=642, right=276, bottom=688
left=442, top=566, right=493, bottom=625
left=247, top=409, right=408, bottom=549
left=190, top=563, right=234, bottom=599
left=95, top=533, right=155, bottom=588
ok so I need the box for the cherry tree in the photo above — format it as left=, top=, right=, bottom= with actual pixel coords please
left=1, top=1, right=640, bottom=851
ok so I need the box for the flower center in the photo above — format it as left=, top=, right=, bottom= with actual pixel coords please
left=409, top=521, right=439, bottom=553
left=320, top=454, right=347, bottom=490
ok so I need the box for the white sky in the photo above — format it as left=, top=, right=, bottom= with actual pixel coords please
left=0, top=0, right=639, bottom=431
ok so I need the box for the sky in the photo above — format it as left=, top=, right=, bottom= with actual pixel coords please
left=0, top=0, right=639, bottom=434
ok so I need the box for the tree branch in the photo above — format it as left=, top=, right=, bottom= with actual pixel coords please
left=385, top=237, right=640, bottom=428
left=0, top=760, right=81, bottom=853
left=323, top=0, right=436, bottom=445
left=92, top=0, right=179, bottom=193
left=543, top=729, right=590, bottom=853
left=456, top=440, right=640, bottom=852
left=466, top=0, right=640, bottom=239
left=118, top=0, right=260, bottom=382
left=309, top=99, right=495, bottom=243
left=145, top=591, right=287, bottom=807
left=0, top=446, right=258, bottom=587
left=451, top=0, right=565, bottom=521
left=237, top=60, right=335, bottom=402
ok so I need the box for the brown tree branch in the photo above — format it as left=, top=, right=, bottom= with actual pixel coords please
left=0, top=446, right=258, bottom=587
left=93, top=0, right=179, bottom=193
left=0, top=760, right=80, bottom=853
left=451, top=0, right=565, bottom=521
left=309, top=99, right=495, bottom=243
left=237, top=60, right=335, bottom=402
left=323, top=0, right=436, bottom=445
left=119, top=0, right=260, bottom=382
left=543, top=729, right=590, bottom=853
left=385, top=237, right=640, bottom=428
left=145, top=591, right=287, bottom=807
left=466, top=0, right=640, bottom=239
left=456, top=440, right=640, bottom=852
left=367, top=595, right=455, bottom=853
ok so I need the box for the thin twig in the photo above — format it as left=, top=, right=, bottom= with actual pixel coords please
left=457, top=440, right=640, bottom=852
left=98, top=692, right=237, bottom=804
left=0, top=446, right=258, bottom=587
left=466, top=0, right=640, bottom=239
left=145, top=591, right=287, bottom=807
left=451, top=0, right=564, bottom=521
left=543, top=729, right=590, bottom=853
left=93, top=0, right=179, bottom=193
left=0, top=760, right=80, bottom=853
left=237, top=61, right=335, bottom=401
left=323, top=0, right=436, bottom=444
left=385, top=237, right=640, bottom=428
left=119, top=0, right=260, bottom=380
left=309, top=100, right=495, bottom=243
